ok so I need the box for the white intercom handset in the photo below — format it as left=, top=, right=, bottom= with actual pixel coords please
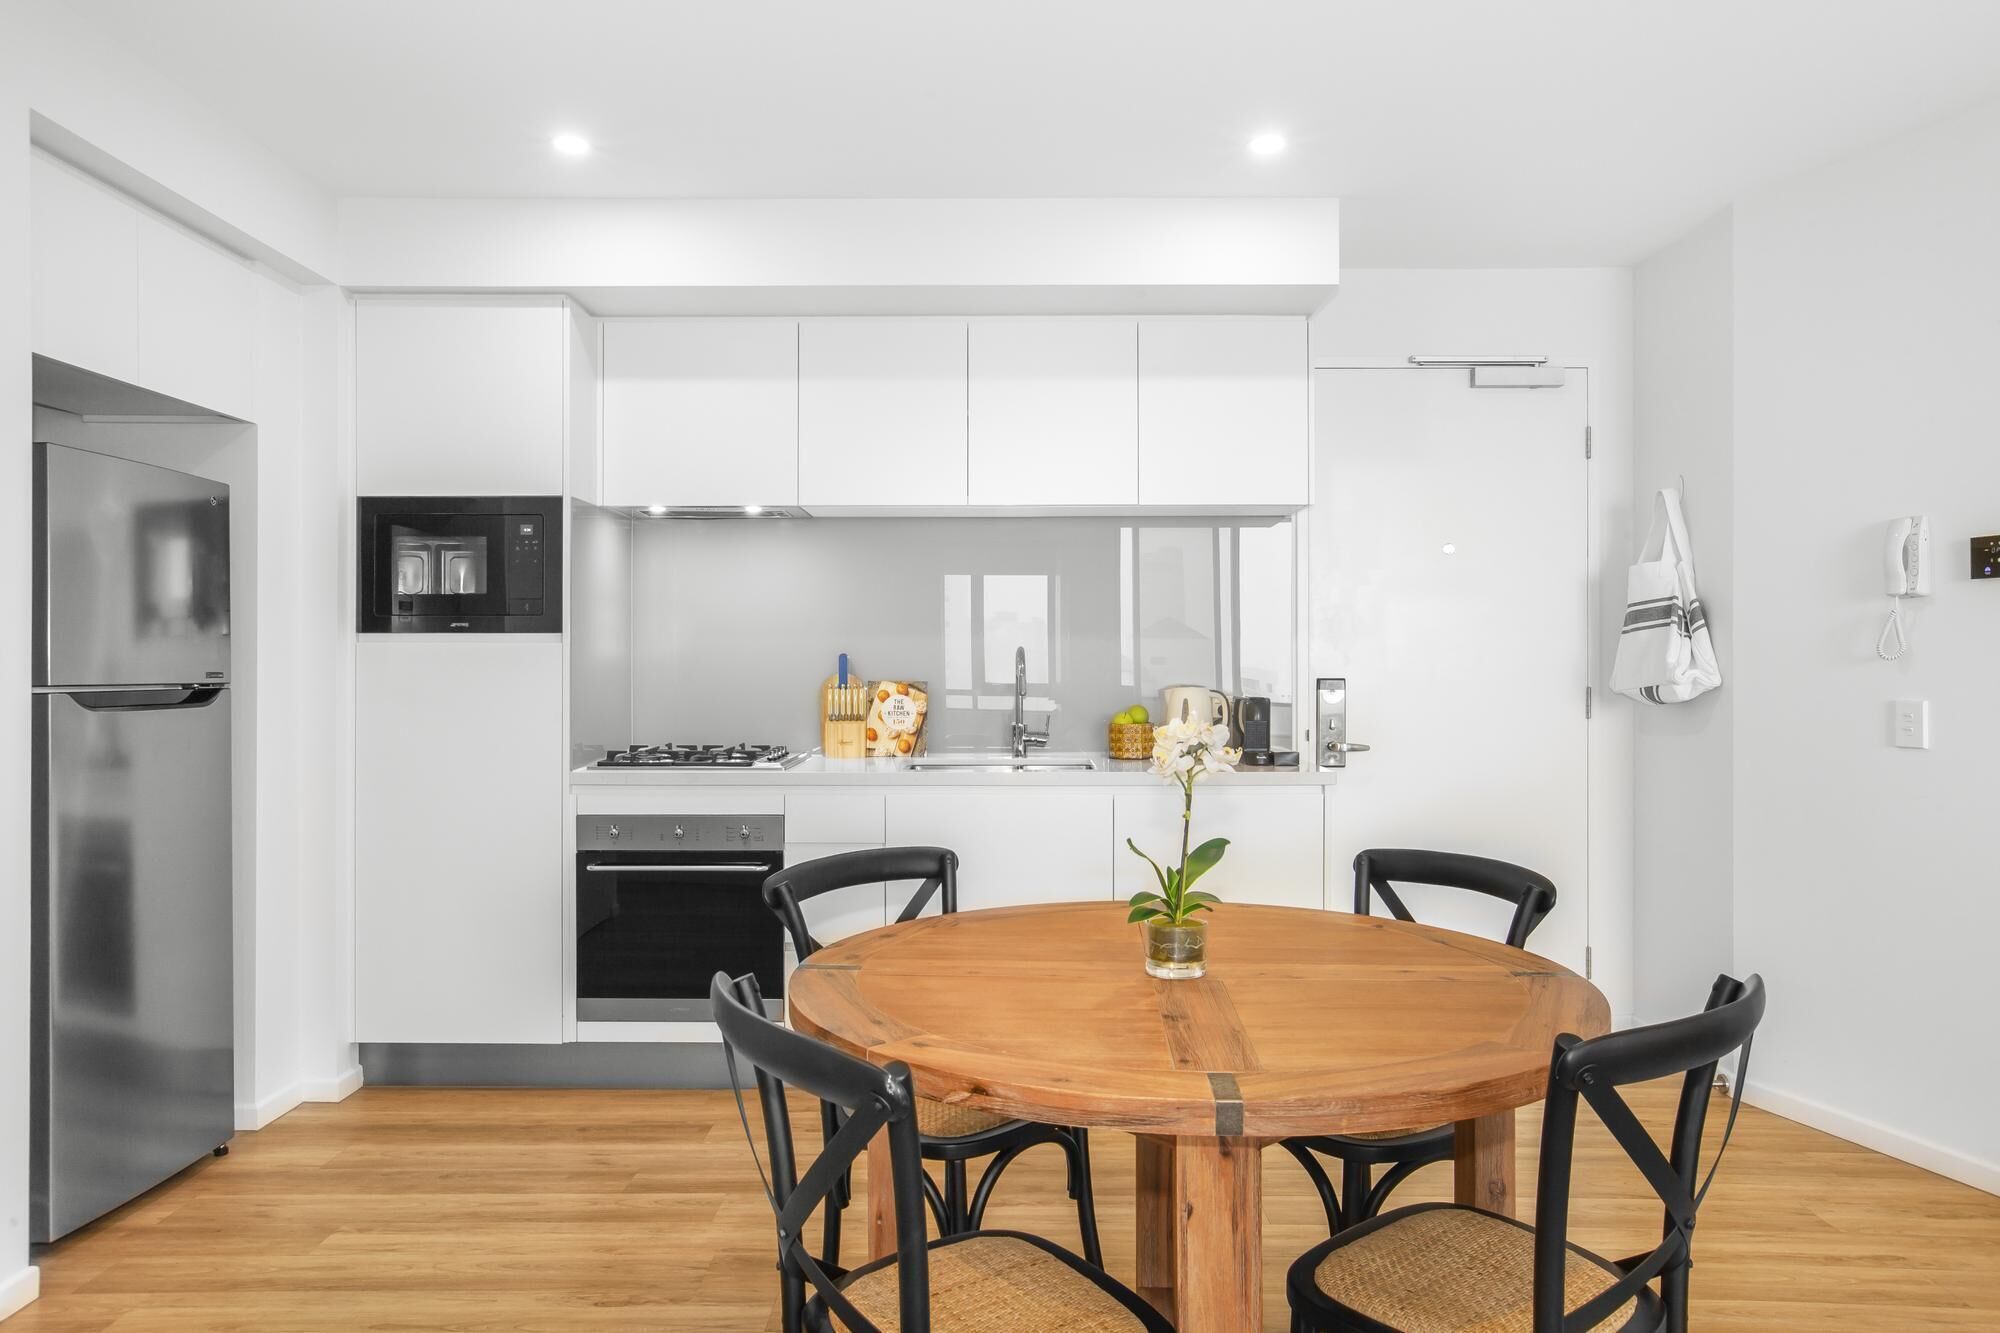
left=1878, top=515, right=1932, bottom=660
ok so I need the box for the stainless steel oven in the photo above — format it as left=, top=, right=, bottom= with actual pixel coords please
left=358, top=496, right=561, bottom=633
left=575, top=814, right=785, bottom=1021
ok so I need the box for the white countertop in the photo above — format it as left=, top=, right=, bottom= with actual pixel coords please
left=571, top=751, right=1340, bottom=787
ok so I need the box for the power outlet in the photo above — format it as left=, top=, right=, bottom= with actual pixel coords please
left=1892, top=699, right=1930, bottom=749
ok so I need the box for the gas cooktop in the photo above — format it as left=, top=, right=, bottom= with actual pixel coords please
left=596, top=743, right=801, bottom=770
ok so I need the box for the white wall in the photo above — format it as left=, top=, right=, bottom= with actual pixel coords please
left=1, top=23, right=42, bottom=1324
left=336, top=195, right=1340, bottom=308
left=1632, top=214, right=1736, bottom=1023
left=1311, top=269, right=1637, bottom=1024
left=1726, top=96, right=2000, bottom=1190
left=14, top=0, right=336, bottom=279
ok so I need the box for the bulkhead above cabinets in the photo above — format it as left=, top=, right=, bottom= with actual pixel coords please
left=590, top=314, right=1309, bottom=516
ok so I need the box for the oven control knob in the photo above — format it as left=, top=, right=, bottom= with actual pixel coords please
left=606, top=824, right=619, bottom=840
left=739, top=824, right=751, bottom=840
left=673, top=825, right=685, bottom=840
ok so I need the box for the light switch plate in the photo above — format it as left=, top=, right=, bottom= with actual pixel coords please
left=1892, top=699, right=1930, bottom=749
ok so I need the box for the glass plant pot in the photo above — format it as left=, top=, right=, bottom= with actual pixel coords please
left=1143, top=918, right=1208, bottom=980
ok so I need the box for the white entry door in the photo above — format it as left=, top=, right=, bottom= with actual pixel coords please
left=1310, top=368, right=1591, bottom=975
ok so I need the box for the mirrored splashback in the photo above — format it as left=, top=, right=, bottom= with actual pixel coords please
left=629, top=516, right=1296, bottom=753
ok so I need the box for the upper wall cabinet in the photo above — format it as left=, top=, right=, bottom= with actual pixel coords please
left=32, top=154, right=258, bottom=419
left=968, top=318, right=1138, bottom=506
left=799, top=318, right=967, bottom=507
left=31, top=155, right=140, bottom=382
left=1138, top=317, right=1308, bottom=507
left=135, top=214, right=258, bottom=420
left=356, top=298, right=567, bottom=495
left=601, top=318, right=798, bottom=508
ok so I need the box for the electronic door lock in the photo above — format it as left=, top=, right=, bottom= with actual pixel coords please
left=1316, top=678, right=1372, bottom=771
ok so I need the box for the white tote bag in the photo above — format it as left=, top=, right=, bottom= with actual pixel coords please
left=1611, top=489, right=1722, bottom=704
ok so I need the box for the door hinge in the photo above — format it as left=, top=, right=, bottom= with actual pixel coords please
left=1584, top=426, right=1594, bottom=459
left=1585, top=946, right=1594, bottom=979
left=1584, top=685, right=1593, bottom=719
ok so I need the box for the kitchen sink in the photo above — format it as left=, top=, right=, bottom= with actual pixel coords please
left=908, top=756, right=1101, bottom=774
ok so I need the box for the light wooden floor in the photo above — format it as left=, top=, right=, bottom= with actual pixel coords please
left=15, top=1082, right=2000, bottom=1330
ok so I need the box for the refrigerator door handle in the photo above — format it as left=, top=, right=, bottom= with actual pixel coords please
left=66, top=687, right=226, bottom=712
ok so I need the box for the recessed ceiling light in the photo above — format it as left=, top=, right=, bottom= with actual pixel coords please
left=646, top=504, right=668, bottom=516
left=551, top=132, right=591, bottom=157
left=1247, top=130, right=1288, bottom=159
left=744, top=504, right=764, bottom=515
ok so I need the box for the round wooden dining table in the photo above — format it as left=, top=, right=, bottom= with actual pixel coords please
left=787, top=901, right=1609, bottom=1333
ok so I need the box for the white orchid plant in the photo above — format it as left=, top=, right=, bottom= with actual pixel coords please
left=1126, top=717, right=1241, bottom=928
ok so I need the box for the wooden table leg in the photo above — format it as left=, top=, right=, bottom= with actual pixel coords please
left=1134, top=1133, right=1176, bottom=1318
left=1454, top=1109, right=1517, bottom=1217
left=866, top=1125, right=897, bottom=1262
left=1172, top=1136, right=1262, bottom=1333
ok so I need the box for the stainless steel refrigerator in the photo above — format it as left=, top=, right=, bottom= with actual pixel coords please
left=30, top=441, right=235, bottom=1242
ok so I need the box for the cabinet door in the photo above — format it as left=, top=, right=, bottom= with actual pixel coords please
left=356, top=299, right=566, bottom=495
left=136, top=215, right=259, bottom=420
left=602, top=318, right=798, bottom=507
left=886, top=789, right=1113, bottom=911
left=355, top=640, right=564, bottom=1043
left=1114, top=787, right=1324, bottom=910
left=1138, top=318, right=1308, bottom=507
left=799, top=319, right=966, bottom=507
left=968, top=318, right=1137, bottom=505
left=30, top=155, right=139, bottom=381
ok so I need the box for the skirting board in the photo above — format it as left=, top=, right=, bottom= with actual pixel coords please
left=0, top=1265, right=40, bottom=1321
left=231, top=1066, right=364, bottom=1132
left=1745, top=1080, right=2000, bottom=1197
left=234, top=1082, right=305, bottom=1132
left=304, top=1065, right=364, bottom=1102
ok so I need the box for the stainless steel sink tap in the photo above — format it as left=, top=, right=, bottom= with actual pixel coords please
left=1011, top=645, right=1050, bottom=757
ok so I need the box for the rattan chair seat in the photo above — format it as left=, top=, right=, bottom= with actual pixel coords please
left=1303, top=1203, right=1646, bottom=1332
left=837, top=1233, right=1156, bottom=1331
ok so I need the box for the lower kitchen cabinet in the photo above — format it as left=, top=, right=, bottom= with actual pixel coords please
left=1114, top=786, right=1325, bottom=910
left=355, top=640, right=564, bottom=1044
left=885, top=789, right=1114, bottom=910
left=779, top=841, right=889, bottom=954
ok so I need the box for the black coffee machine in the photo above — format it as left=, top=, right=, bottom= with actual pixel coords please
left=1230, top=696, right=1297, bottom=767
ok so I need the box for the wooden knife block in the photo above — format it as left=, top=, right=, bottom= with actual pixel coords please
left=821, top=676, right=870, bottom=760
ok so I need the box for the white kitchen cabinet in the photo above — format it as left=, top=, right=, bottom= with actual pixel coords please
left=30, top=154, right=140, bottom=382
left=778, top=843, right=889, bottom=957
left=968, top=318, right=1138, bottom=505
left=1138, top=317, right=1308, bottom=508
left=355, top=640, right=565, bottom=1044
left=602, top=318, right=798, bottom=507
left=799, top=318, right=967, bottom=507
left=886, top=789, right=1113, bottom=910
left=356, top=298, right=567, bottom=495
left=1114, top=786, right=1324, bottom=910
left=567, top=307, right=601, bottom=504
left=135, top=213, right=259, bottom=420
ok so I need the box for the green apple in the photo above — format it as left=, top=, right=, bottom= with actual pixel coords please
left=1112, top=708, right=1135, bottom=725
left=1127, top=704, right=1150, bottom=725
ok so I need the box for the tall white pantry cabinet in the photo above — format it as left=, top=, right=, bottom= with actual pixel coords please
left=351, top=297, right=582, bottom=1044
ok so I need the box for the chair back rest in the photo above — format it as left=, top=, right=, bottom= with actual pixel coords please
left=1353, top=848, right=1558, bottom=949
left=762, top=846, right=958, bottom=960
left=1530, top=972, right=1767, bottom=1332
left=711, top=971, right=932, bottom=1333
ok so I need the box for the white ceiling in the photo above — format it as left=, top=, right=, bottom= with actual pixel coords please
left=71, top=0, right=2000, bottom=266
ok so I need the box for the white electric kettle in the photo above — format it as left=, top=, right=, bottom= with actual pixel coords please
left=1159, top=685, right=1230, bottom=728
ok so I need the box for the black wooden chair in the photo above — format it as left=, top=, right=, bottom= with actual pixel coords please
left=1280, top=848, right=1561, bottom=1234
left=763, top=847, right=1103, bottom=1266
left=1287, top=971, right=1765, bottom=1332
left=712, top=971, right=1171, bottom=1333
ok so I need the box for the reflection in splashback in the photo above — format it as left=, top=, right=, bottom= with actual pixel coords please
left=629, top=516, right=1295, bottom=753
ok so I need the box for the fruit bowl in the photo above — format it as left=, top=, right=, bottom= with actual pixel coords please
left=1107, top=721, right=1156, bottom=761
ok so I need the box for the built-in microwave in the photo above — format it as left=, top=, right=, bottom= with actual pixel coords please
left=356, top=496, right=562, bottom=633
